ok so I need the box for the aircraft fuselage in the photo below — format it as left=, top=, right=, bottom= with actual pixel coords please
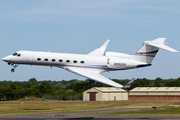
left=3, top=51, right=144, bottom=72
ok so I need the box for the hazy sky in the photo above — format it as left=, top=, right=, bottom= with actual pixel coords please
left=0, top=0, right=180, bottom=81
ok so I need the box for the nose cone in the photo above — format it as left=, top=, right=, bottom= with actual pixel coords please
left=2, top=56, right=11, bottom=62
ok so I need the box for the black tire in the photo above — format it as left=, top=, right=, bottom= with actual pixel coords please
left=89, top=79, right=95, bottom=84
left=11, top=69, right=15, bottom=72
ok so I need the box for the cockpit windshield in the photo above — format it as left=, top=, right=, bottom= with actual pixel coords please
left=12, top=52, right=21, bottom=57
left=12, top=52, right=18, bottom=56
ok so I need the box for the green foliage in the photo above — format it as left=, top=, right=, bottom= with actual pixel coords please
left=0, top=80, right=10, bottom=86
left=0, top=85, right=9, bottom=95
left=1, top=77, right=180, bottom=101
left=53, top=82, right=64, bottom=90
left=39, top=82, right=53, bottom=93
left=73, top=81, right=92, bottom=92
left=154, top=77, right=164, bottom=87
left=28, top=78, right=39, bottom=87
left=8, top=81, right=17, bottom=90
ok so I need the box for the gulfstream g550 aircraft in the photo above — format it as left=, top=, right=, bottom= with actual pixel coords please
left=2, top=38, right=178, bottom=88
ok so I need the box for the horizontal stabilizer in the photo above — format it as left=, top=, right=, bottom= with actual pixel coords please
left=123, top=78, right=135, bottom=88
left=145, top=38, right=178, bottom=52
left=147, top=43, right=178, bottom=52
left=152, top=38, right=166, bottom=43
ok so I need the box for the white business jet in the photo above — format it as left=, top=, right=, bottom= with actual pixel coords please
left=2, top=38, right=178, bottom=88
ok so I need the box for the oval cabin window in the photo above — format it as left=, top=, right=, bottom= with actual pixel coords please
left=44, top=58, right=48, bottom=61
left=81, top=61, right=85, bottom=64
left=73, top=60, right=77, bottom=63
left=66, top=60, right=70, bottom=63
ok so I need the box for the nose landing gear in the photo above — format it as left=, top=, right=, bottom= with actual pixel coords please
left=9, top=63, right=19, bottom=73
left=11, top=69, right=15, bottom=72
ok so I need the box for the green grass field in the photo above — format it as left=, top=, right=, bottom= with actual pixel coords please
left=0, top=100, right=175, bottom=116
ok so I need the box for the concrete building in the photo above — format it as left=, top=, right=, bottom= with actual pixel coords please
left=129, top=87, right=180, bottom=100
left=83, top=87, right=128, bottom=101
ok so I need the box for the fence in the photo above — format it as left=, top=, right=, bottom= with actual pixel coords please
left=0, top=95, right=83, bottom=101
left=41, top=95, right=83, bottom=100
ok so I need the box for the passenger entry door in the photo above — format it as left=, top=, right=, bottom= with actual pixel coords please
left=27, top=55, right=33, bottom=64
left=107, top=58, right=110, bottom=68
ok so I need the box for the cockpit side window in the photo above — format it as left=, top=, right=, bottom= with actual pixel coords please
left=12, top=52, right=18, bottom=56
left=12, top=52, right=21, bottom=57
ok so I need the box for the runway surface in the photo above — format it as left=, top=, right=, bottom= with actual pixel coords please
left=0, top=105, right=179, bottom=120
left=1, top=116, right=180, bottom=120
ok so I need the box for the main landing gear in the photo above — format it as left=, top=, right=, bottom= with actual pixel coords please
left=8, top=63, right=19, bottom=73
left=89, top=79, right=95, bottom=84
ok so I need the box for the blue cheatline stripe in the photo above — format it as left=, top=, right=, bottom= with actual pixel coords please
left=134, top=50, right=158, bottom=55
left=137, top=64, right=151, bottom=68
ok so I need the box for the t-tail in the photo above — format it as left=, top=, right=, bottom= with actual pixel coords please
left=131, top=38, right=178, bottom=64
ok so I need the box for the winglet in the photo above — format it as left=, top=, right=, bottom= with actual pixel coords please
left=123, top=78, right=135, bottom=89
left=88, top=39, right=110, bottom=56
left=101, top=39, right=110, bottom=50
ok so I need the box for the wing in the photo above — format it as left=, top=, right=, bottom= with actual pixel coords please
left=87, top=39, right=110, bottom=56
left=65, top=67, right=123, bottom=88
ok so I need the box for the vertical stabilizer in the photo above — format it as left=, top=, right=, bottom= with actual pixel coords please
left=132, top=42, right=159, bottom=64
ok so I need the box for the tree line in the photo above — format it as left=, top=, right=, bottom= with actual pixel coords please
left=0, top=77, right=180, bottom=100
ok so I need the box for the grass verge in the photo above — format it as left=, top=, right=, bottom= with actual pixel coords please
left=0, top=101, right=173, bottom=116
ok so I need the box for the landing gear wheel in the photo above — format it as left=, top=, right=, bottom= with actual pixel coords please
left=11, top=69, right=15, bottom=73
left=89, top=79, right=95, bottom=84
